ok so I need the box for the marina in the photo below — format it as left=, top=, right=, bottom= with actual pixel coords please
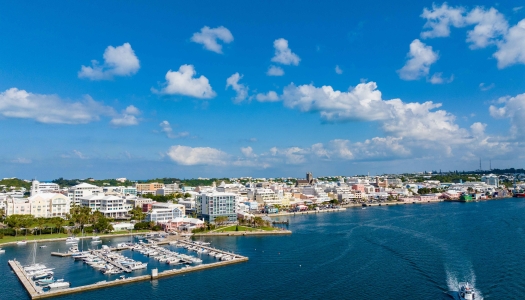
left=8, top=238, right=249, bottom=299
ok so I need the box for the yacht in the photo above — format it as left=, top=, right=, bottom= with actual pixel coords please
left=17, top=240, right=27, bottom=245
left=46, top=281, right=70, bottom=290
left=65, top=237, right=79, bottom=244
left=39, top=245, right=47, bottom=248
left=458, top=282, right=476, bottom=300
left=24, top=264, right=47, bottom=272
left=92, top=236, right=100, bottom=240
left=0, top=248, right=5, bottom=254
left=128, top=262, right=148, bottom=270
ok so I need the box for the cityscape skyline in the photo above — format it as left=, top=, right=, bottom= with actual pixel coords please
left=2, top=1, right=525, bottom=179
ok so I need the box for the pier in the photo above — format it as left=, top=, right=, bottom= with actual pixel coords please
left=9, top=242, right=248, bottom=299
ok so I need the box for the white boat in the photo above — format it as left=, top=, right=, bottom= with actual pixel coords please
left=47, top=281, right=70, bottom=290
left=17, top=240, right=27, bottom=245
left=92, top=236, right=100, bottom=240
left=0, top=248, right=5, bottom=254
left=32, top=271, right=54, bottom=280
left=128, top=262, right=148, bottom=270
left=65, top=237, right=79, bottom=243
left=91, top=239, right=102, bottom=244
left=458, top=282, right=477, bottom=300
left=24, top=264, right=46, bottom=272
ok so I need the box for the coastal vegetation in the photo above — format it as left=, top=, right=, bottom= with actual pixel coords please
left=141, top=192, right=192, bottom=202
left=0, top=178, right=31, bottom=191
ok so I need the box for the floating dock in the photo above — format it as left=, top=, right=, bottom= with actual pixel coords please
left=9, top=242, right=248, bottom=299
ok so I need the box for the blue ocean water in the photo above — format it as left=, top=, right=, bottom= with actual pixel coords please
left=2, top=199, right=525, bottom=299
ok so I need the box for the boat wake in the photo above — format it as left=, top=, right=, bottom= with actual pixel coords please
left=446, top=269, right=483, bottom=300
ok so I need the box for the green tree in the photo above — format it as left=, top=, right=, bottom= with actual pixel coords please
left=253, top=216, right=264, bottom=228
left=6, top=215, right=21, bottom=237
left=214, top=216, right=228, bottom=225
left=35, top=217, right=47, bottom=236
left=130, top=206, right=146, bottom=222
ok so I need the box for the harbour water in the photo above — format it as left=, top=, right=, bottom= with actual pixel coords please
left=2, top=198, right=525, bottom=299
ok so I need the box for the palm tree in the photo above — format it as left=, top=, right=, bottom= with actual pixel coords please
left=35, top=217, right=47, bottom=236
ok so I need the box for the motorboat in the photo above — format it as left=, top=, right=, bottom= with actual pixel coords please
left=36, top=278, right=57, bottom=286
left=92, top=236, right=100, bottom=240
left=24, top=264, right=47, bottom=272
left=39, top=245, right=47, bottom=248
left=458, top=282, right=476, bottom=300
left=27, top=267, right=54, bottom=276
left=65, top=237, right=79, bottom=244
left=46, top=281, right=70, bottom=290
left=91, top=239, right=102, bottom=243
left=128, top=262, right=148, bottom=270
left=17, top=240, right=27, bottom=245
left=33, top=271, right=54, bottom=280
left=0, top=248, right=5, bottom=254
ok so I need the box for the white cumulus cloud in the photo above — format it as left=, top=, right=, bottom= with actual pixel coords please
left=428, top=72, right=454, bottom=84
left=226, top=73, right=249, bottom=103
left=190, top=26, right=233, bottom=54
left=398, top=39, right=439, bottom=81
left=494, top=20, right=525, bottom=68
left=0, top=88, right=114, bottom=124
left=154, top=64, right=216, bottom=99
left=255, top=91, right=280, bottom=102
left=167, top=145, right=228, bottom=166
left=266, top=65, right=284, bottom=76
left=489, top=92, right=525, bottom=136
left=110, top=105, right=141, bottom=126
left=78, top=43, right=140, bottom=80
left=271, top=38, right=301, bottom=66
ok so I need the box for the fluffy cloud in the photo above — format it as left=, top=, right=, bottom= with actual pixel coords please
left=226, top=73, right=249, bottom=103
left=335, top=65, right=343, bottom=74
left=190, top=26, right=233, bottom=54
left=78, top=43, right=140, bottom=80
left=154, top=65, right=216, bottom=99
left=166, top=145, right=228, bottom=165
left=241, top=146, right=256, bottom=157
left=270, top=146, right=306, bottom=164
left=398, top=39, right=439, bottom=80
left=281, top=81, right=469, bottom=142
left=420, top=3, right=525, bottom=68
left=420, top=3, right=466, bottom=38
left=159, top=121, right=189, bottom=139
left=110, top=105, right=141, bottom=126
left=255, top=91, right=279, bottom=102
left=494, top=20, right=525, bottom=68
left=271, top=38, right=300, bottom=66
left=464, top=7, right=508, bottom=49
left=489, top=93, right=525, bottom=136
left=0, top=88, right=114, bottom=124
left=428, top=72, right=454, bottom=84
left=11, top=158, right=31, bottom=164
left=267, top=65, right=284, bottom=76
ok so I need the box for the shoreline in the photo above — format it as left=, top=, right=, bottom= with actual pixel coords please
left=0, top=231, right=154, bottom=247
left=194, top=230, right=292, bottom=236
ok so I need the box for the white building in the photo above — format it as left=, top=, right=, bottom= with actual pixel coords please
left=197, top=192, right=238, bottom=222
left=30, top=180, right=60, bottom=196
left=28, top=193, right=70, bottom=218
left=481, top=174, right=499, bottom=187
left=80, top=195, right=132, bottom=218
left=254, top=188, right=282, bottom=206
left=68, top=183, right=103, bottom=206
left=145, top=202, right=186, bottom=223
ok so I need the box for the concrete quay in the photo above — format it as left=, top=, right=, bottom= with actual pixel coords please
left=256, top=207, right=347, bottom=218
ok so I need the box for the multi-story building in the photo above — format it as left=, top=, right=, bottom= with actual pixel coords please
left=29, top=193, right=70, bottom=218
left=5, top=197, right=31, bottom=216
left=196, top=192, right=237, bottom=222
left=68, top=183, right=103, bottom=206
left=134, top=182, right=165, bottom=193
left=80, top=195, right=132, bottom=218
left=126, top=197, right=154, bottom=208
left=254, top=188, right=282, bottom=206
left=145, top=202, right=185, bottom=223
left=481, top=174, right=499, bottom=187
left=30, top=180, right=60, bottom=196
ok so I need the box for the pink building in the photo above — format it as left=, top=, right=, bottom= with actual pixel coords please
left=352, top=184, right=365, bottom=192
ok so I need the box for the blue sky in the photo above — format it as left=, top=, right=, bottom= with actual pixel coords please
left=1, top=0, right=525, bottom=179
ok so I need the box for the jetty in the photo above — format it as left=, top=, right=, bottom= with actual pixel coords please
left=9, top=241, right=248, bottom=299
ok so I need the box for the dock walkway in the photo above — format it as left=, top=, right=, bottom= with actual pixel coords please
left=9, top=242, right=248, bottom=299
